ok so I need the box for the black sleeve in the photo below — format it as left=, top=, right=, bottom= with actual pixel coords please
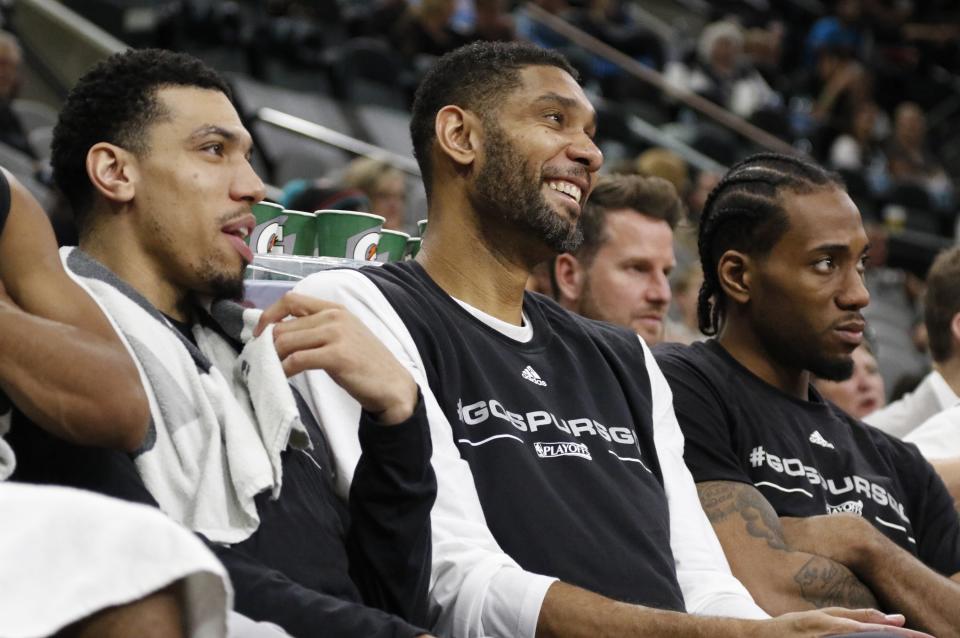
left=0, top=168, right=10, bottom=239
left=7, top=414, right=158, bottom=507
left=347, top=389, right=436, bottom=628
left=653, top=344, right=753, bottom=484
left=896, top=441, right=960, bottom=576
left=209, top=542, right=426, bottom=638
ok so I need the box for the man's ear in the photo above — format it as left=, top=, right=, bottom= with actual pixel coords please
left=554, top=253, right=585, bottom=306
left=950, top=312, right=960, bottom=350
left=435, top=105, right=480, bottom=169
left=717, top=249, right=752, bottom=306
left=86, top=142, right=137, bottom=206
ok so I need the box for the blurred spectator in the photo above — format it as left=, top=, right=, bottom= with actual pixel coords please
left=635, top=148, right=689, bottom=199
left=743, top=24, right=784, bottom=91
left=0, top=31, right=34, bottom=159
left=554, top=174, right=681, bottom=345
left=829, top=100, right=891, bottom=196
left=813, top=48, right=870, bottom=123
left=788, top=45, right=871, bottom=150
left=829, top=101, right=884, bottom=171
left=471, top=0, right=514, bottom=42
left=864, top=259, right=930, bottom=402
left=342, top=157, right=407, bottom=229
left=867, top=246, right=960, bottom=437
left=804, top=0, right=866, bottom=66
left=674, top=169, right=722, bottom=271
left=664, top=260, right=704, bottom=345
left=685, top=169, right=721, bottom=223
left=886, top=101, right=954, bottom=206
left=392, top=0, right=468, bottom=59
left=813, top=342, right=887, bottom=419
left=664, top=21, right=778, bottom=119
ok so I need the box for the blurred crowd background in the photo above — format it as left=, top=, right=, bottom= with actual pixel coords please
left=4, top=0, right=960, bottom=407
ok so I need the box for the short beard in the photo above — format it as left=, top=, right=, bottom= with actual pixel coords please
left=809, top=355, right=855, bottom=382
left=753, top=313, right=855, bottom=382
left=198, top=260, right=245, bottom=301
left=471, top=118, right=583, bottom=255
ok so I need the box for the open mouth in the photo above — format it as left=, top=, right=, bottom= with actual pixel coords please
left=226, top=226, right=250, bottom=240
left=221, top=215, right=256, bottom=263
left=545, top=179, right=582, bottom=205
left=859, top=397, right=879, bottom=413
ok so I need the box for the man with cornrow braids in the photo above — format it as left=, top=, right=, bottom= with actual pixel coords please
left=655, top=152, right=960, bottom=635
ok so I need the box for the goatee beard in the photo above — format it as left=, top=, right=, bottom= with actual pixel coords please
left=471, top=118, right=584, bottom=255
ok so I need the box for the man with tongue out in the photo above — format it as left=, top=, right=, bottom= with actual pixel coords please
left=47, top=48, right=436, bottom=638
left=654, top=153, right=960, bottom=635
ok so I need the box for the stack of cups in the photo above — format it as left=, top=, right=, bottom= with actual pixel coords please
left=247, top=203, right=433, bottom=264
left=377, top=229, right=411, bottom=262
left=248, top=201, right=319, bottom=257
left=315, top=210, right=385, bottom=260
left=247, top=202, right=388, bottom=261
left=402, top=218, right=428, bottom=260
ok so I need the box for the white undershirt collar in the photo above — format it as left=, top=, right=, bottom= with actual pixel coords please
left=451, top=296, right=534, bottom=343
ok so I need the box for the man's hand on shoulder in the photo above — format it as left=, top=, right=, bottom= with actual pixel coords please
left=256, top=292, right=418, bottom=426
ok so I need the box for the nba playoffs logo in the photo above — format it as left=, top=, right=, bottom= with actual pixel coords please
left=826, top=500, right=863, bottom=516
left=346, top=229, right=380, bottom=261
left=534, top=441, right=592, bottom=461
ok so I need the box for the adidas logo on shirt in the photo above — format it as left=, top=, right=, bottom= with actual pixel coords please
left=521, top=365, right=547, bottom=386
left=809, top=430, right=835, bottom=449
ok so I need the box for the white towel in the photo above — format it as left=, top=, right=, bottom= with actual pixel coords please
left=0, top=483, right=231, bottom=638
left=0, top=392, right=14, bottom=481
left=62, top=247, right=309, bottom=544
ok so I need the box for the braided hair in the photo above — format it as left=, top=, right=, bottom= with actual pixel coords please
left=697, top=153, right=844, bottom=335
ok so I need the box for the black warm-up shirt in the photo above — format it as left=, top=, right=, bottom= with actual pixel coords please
left=655, top=339, right=960, bottom=576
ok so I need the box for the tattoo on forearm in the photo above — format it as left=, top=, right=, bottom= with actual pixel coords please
left=738, top=488, right=790, bottom=551
left=698, top=482, right=739, bottom=523
left=794, top=556, right=877, bottom=609
left=698, top=482, right=790, bottom=550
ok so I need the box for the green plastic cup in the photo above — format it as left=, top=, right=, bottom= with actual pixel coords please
left=248, top=204, right=316, bottom=256
left=403, top=237, right=422, bottom=260
left=281, top=210, right=318, bottom=256
left=316, top=210, right=385, bottom=261
left=417, top=218, right=428, bottom=238
left=376, top=229, right=411, bottom=262
left=250, top=201, right=286, bottom=254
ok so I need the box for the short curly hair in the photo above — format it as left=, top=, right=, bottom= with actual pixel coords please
left=409, top=41, right=576, bottom=199
left=51, top=48, right=232, bottom=228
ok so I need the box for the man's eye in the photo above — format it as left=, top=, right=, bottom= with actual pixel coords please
left=546, top=112, right=564, bottom=124
left=202, top=143, right=225, bottom=155
left=813, top=258, right=835, bottom=273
